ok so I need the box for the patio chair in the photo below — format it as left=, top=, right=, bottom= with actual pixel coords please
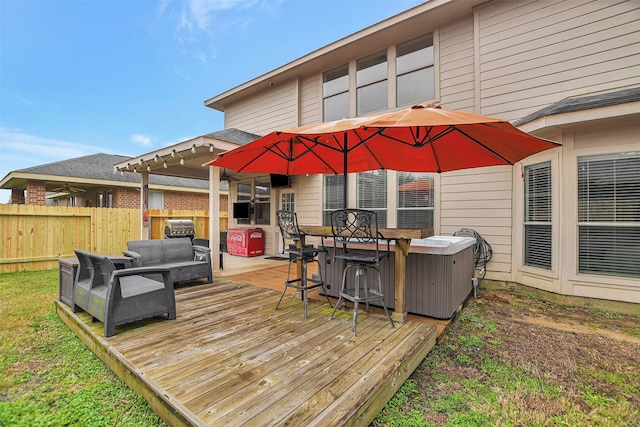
left=73, top=249, right=176, bottom=337
left=275, top=210, right=332, bottom=318
left=329, top=209, right=394, bottom=334
left=72, top=249, right=94, bottom=314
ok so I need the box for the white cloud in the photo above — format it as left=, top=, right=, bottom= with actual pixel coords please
left=130, top=133, right=153, bottom=147
left=0, top=127, right=95, bottom=162
left=159, top=0, right=280, bottom=64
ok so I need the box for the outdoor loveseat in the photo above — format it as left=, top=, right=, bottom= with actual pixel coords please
left=123, top=238, right=212, bottom=285
left=73, top=249, right=176, bottom=337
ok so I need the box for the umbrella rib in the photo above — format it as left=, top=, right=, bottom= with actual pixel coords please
left=453, top=123, right=514, bottom=164
left=293, top=135, right=342, bottom=174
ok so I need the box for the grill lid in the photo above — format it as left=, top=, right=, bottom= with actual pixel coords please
left=164, top=220, right=195, bottom=237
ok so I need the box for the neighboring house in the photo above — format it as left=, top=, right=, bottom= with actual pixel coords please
left=1, top=130, right=260, bottom=212
left=199, top=0, right=639, bottom=304
left=0, top=153, right=213, bottom=209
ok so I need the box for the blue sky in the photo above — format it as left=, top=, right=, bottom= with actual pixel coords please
left=0, top=0, right=426, bottom=202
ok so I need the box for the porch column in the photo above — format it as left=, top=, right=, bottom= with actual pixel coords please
left=140, top=172, right=150, bottom=240
left=209, top=165, right=221, bottom=275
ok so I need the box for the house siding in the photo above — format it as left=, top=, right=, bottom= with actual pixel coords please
left=439, top=15, right=476, bottom=110
left=477, top=0, right=640, bottom=120
left=224, top=80, right=300, bottom=134
left=217, top=0, right=640, bottom=304
left=440, top=166, right=513, bottom=280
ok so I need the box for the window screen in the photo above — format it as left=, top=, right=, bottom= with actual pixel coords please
left=524, top=162, right=552, bottom=270
left=578, top=153, right=640, bottom=278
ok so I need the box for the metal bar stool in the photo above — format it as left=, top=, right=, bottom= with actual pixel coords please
left=275, top=210, right=332, bottom=318
left=329, top=209, right=394, bottom=334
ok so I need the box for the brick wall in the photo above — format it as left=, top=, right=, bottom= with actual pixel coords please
left=11, top=189, right=25, bottom=204
left=164, top=191, right=209, bottom=210
left=26, top=181, right=46, bottom=206
left=16, top=180, right=226, bottom=211
left=114, top=187, right=140, bottom=208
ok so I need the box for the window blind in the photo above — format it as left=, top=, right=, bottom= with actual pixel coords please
left=397, top=172, right=434, bottom=228
left=323, top=175, right=344, bottom=226
left=524, top=162, right=552, bottom=270
left=578, top=153, right=640, bottom=278
left=357, top=170, right=387, bottom=226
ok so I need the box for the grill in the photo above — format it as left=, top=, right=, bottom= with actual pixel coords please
left=164, top=220, right=195, bottom=239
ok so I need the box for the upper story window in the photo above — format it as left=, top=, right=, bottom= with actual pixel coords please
left=357, top=51, right=387, bottom=115
left=396, top=34, right=434, bottom=106
left=578, top=152, right=640, bottom=278
left=323, top=65, right=349, bottom=122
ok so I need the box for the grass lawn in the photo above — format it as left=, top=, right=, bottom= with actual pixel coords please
left=0, top=270, right=165, bottom=427
left=1, top=269, right=639, bottom=426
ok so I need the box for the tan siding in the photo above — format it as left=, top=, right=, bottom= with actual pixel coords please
left=477, top=0, right=640, bottom=119
left=300, top=75, right=322, bottom=125
left=224, top=81, right=299, bottom=134
left=439, top=16, right=475, bottom=110
left=440, top=166, right=512, bottom=273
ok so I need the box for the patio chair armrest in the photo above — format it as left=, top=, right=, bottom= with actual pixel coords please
left=192, top=245, right=211, bottom=262
left=122, top=250, right=142, bottom=267
left=112, top=266, right=172, bottom=279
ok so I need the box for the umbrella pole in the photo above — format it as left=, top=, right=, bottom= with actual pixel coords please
left=343, top=133, right=348, bottom=209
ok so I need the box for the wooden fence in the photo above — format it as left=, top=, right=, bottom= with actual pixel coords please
left=0, top=205, right=225, bottom=273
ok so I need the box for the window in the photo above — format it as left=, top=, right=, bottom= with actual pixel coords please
left=396, top=34, right=434, bottom=106
left=236, top=181, right=252, bottom=225
left=357, top=170, right=387, bottom=226
left=322, top=175, right=345, bottom=226
left=524, top=162, right=552, bottom=270
left=323, top=64, right=349, bottom=122
left=578, top=153, right=640, bottom=278
left=357, top=51, right=387, bottom=115
left=254, top=178, right=271, bottom=225
left=281, top=192, right=295, bottom=212
left=97, top=191, right=112, bottom=208
left=397, top=172, right=434, bottom=228
left=148, top=191, right=163, bottom=209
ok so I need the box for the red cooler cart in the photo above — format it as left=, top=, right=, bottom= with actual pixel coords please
left=226, top=228, right=265, bottom=257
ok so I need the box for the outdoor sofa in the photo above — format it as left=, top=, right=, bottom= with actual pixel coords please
left=123, top=237, right=213, bottom=285
left=73, top=249, right=176, bottom=337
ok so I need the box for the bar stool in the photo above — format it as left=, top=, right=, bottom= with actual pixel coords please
left=275, top=210, right=332, bottom=318
left=329, top=209, right=394, bottom=334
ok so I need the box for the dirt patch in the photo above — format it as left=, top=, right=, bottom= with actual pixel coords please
left=392, top=289, right=640, bottom=426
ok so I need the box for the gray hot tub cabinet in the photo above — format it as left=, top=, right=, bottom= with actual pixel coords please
left=321, top=236, right=475, bottom=319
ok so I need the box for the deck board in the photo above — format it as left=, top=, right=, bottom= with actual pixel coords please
left=56, top=269, right=439, bottom=427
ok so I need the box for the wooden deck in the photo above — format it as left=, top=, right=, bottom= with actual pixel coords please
left=56, top=265, right=440, bottom=427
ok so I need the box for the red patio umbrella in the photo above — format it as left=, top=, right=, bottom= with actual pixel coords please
left=208, top=104, right=561, bottom=206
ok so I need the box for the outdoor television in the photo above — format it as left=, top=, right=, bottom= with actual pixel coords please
left=232, top=202, right=251, bottom=219
left=270, top=174, right=291, bottom=189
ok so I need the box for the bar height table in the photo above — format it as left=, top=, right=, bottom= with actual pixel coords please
left=298, top=225, right=434, bottom=323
